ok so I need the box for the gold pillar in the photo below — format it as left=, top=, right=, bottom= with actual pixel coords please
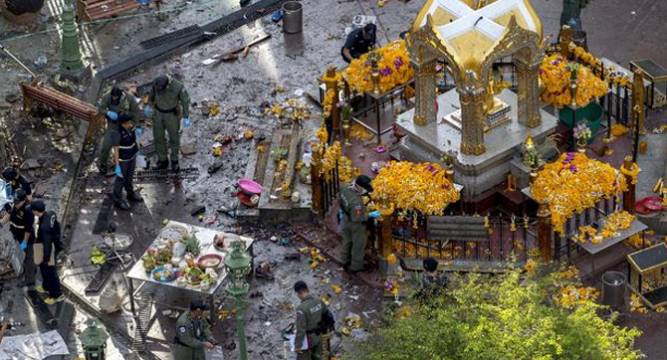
left=516, top=59, right=542, bottom=128
left=412, top=59, right=437, bottom=126
left=631, top=69, right=646, bottom=134
left=537, top=202, right=552, bottom=262
left=622, top=156, right=636, bottom=214
left=322, top=67, right=342, bottom=139
left=458, top=83, right=486, bottom=155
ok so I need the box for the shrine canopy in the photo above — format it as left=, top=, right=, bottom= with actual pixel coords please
left=411, top=0, right=543, bottom=72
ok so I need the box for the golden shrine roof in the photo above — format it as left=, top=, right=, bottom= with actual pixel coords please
left=412, top=0, right=542, bottom=69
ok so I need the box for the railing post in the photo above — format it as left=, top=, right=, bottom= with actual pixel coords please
left=537, top=203, right=552, bottom=262
left=310, top=144, right=324, bottom=216
left=377, top=215, right=393, bottom=258
left=322, top=67, right=341, bottom=139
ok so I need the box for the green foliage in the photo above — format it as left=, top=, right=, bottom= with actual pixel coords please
left=348, top=269, right=642, bottom=360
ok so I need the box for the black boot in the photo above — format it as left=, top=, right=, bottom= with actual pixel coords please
left=155, top=160, right=169, bottom=170
left=171, top=160, right=180, bottom=172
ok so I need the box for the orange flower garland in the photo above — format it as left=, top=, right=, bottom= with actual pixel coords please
left=344, top=40, right=414, bottom=94
left=539, top=53, right=608, bottom=108
left=532, top=152, right=627, bottom=233
left=370, top=161, right=460, bottom=216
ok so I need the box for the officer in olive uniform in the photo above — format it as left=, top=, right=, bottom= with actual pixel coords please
left=110, top=115, right=143, bottom=211
left=294, top=281, right=331, bottom=360
left=146, top=75, right=191, bottom=172
left=8, top=189, right=35, bottom=287
left=97, top=86, right=140, bottom=175
left=339, top=175, right=378, bottom=272
left=174, top=301, right=216, bottom=360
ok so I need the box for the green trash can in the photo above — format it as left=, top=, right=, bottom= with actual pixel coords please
left=558, top=102, right=603, bottom=143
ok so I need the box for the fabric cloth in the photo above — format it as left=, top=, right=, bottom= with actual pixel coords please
left=153, top=111, right=181, bottom=162
left=39, top=263, right=61, bottom=298
left=34, top=212, right=61, bottom=266
left=295, top=295, right=328, bottom=360
left=97, top=127, right=115, bottom=169
left=341, top=28, right=376, bottom=62
left=339, top=186, right=367, bottom=271
left=7, top=174, right=31, bottom=196
left=110, top=125, right=139, bottom=161
left=173, top=310, right=212, bottom=360
left=112, top=159, right=137, bottom=203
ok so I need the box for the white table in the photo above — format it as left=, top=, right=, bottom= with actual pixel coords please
left=125, top=221, right=254, bottom=323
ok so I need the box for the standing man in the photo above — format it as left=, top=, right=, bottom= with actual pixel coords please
left=31, top=200, right=65, bottom=305
left=8, top=189, right=36, bottom=288
left=1, top=166, right=31, bottom=200
left=341, top=23, right=377, bottom=63
left=339, top=175, right=379, bottom=273
left=294, top=281, right=332, bottom=360
left=96, top=86, right=140, bottom=175
left=174, top=301, right=216, bottom=360
left=110, top=114, right=143, bottom=211
left=146, top=75, right=191, bottom=172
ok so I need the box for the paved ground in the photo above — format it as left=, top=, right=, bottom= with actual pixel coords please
left=1, top=0, right=667, bottom=359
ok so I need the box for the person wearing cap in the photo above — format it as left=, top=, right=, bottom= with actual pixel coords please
left=174, top=301, right=215, bottom=360
left=294, top=281, right=332, bottom=360
left=110, top=113, right=143, bottom=210
left=30, top=200, right=65, bottom=305
left=1, top=166, right=32, bottom=200
left=341, top=23, right=377, bottom=63
left=96, top=86, right=140, bottom=175
left=338, top=175, right=379, bottom=273
left=7, top=189, right=36, bottom=287
left=146, top=75, right=191, bottom=172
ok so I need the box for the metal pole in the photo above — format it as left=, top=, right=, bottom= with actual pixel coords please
left=0, top=44, right=36, bottom=79
left=235, top=296, right=248, bottom=360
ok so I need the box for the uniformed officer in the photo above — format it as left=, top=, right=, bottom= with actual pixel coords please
left=174, top=301, right=216, bottom=360
left=339, top=175, right=379, bottom=273
left=31, top=200, right=65, bottom=305
left=1, top=166, right=32, bottom=200
left=146, top=75, right=191, bottom=172
left=341, top=23, right=377, bottom=63
left=96, top=86, right=140, bottom=175
left=110, top=114, right=143, bottom=210
left=294, top=281, right=331, bottom=360
left=8, top=189, right=36, bottom=287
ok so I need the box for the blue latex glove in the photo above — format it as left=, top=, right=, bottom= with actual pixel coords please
left=106, top=111, right=118, bottom=121
left=19, top=240, right=27, bottom=251
left=271, top=10, right=283, bottom=22
left=114, top=164, right=123, bottom=178
left=369, top=210, right=381, bottom=219
left=143, top=105, right=153, bottom=118
left=135, top=126, right=143, bottom=138
left=182, top=117, right=192, bottom=128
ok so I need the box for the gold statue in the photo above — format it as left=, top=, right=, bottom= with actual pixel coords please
left=483, top=72, right=510, bottom=115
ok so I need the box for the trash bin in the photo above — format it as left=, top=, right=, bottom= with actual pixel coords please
left=282, top=1, right=303, bottom=34
left=601, top=271, right=627, bottom=310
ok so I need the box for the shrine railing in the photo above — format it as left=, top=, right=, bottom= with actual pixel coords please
left=319, top=163, right=340, bottom=216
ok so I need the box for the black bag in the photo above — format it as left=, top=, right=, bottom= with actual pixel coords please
left=48, top=211, right=64, bottom=255
left=316, top=308, right=336, bottom=334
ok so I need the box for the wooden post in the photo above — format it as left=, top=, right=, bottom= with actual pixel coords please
left=537, top=203, right=552, bottom=262
left=310, top=144, right=324, bottom=215
left=622, top=156, right=636, bottom=214
left=377, top=216, right=393, bottom=258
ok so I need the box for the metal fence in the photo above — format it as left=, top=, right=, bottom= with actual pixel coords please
left=320, top=163, right=340, bottom=216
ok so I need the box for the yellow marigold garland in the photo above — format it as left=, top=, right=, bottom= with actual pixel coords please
left=621, top=162, right=641, bottom=185
left=370, top=161, right=460, bottom=216
left=322, top=89, right=336, bottom=119
left=320, top=141, right=358, bottom=183
left=554, top=285, right=599, bottom=309
left=539, top=53, right=608, bottom=108
left=532, top=152, right=627, bottom=233
left=574, top=211, right=635, bottom=244
left=344, top=40, right=414, bottom=94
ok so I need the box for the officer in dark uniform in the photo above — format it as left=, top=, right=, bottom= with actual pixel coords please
left=8, top=189, right=36, bottom=287
left=294, top=280, right=333, bottom=360
left=31, top=200, right=65, bottom=305
left=1, top=166, right=32, bottom=200
left=96, top=86, right=140, bottom=175
left=174, top=301, right=216, bottom=360
left=341, top=23, right=377, bottom=63
left=110, top=114, right=143, bottom=210
left=415, top=257, right=447, bottom=303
